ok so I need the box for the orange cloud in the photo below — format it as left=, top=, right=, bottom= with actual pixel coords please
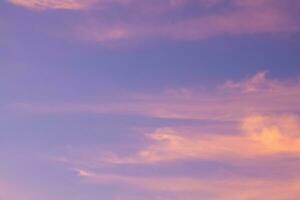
left=46, top=71, right=300, bottom=199
left=103, top=114, right=300, bottom=164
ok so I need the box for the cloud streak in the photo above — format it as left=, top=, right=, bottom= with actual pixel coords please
left=13, top=72, right=300, bottom=121
left=46, top=71, right=300, bottom=199
left=75, top=168, right=300, bottom=200
left=8, top=0, right=96, bottom=10
left=79, top=1, right=299, bottom=43
left=0, top=179, right=46, bottom=200
left=8, top=0, right=300, bottom=42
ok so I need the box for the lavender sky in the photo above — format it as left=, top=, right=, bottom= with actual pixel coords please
left=1, top=0, right=300, bottom=200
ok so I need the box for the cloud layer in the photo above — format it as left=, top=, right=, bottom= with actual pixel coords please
left=76, top=169, right=300, bottom=200
left=103, top=114, right=300, bottom=164
left=8, top=0, right=95, bottom=10
left=7, top=0, right=300, bottom=43
left=40, top=72, right=300, bottom=199
left=15, top=71, right=300, bottom=121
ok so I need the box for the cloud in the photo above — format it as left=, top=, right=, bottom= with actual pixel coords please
left=13, top=72, right=300, bottom=121
left=44, top=71, right=300, bottom=199
left=10, top=72, right=300, bottom=165
left=102, top=114, right=300, bottom=164
left=60, top=112, right=300, bottom=199
left=223, top=71, right=270, bottom=92
left=0, top=179, right=44, bottom=200
left=75, top=168, right=300, bottom=200
left=8, top=0, right=96, bottom=10
left=78, top=1, right=298, bottom=43
left=8, top=0, right=300, bottom=42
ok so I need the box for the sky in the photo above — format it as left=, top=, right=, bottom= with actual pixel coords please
left=1, top=0, right=300, bottom=200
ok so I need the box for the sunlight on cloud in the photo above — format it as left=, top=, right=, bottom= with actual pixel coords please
left=45, top=71, right=300, bottom=199
left=2, top=0, right=300, bottom=198
left=103, top=114, right=300, bottom=164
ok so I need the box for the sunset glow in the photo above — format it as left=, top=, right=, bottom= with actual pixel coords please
left=1, top=1, right=300, bottom=200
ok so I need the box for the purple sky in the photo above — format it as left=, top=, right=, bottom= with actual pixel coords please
left=1, top=0, right=300, bottom=200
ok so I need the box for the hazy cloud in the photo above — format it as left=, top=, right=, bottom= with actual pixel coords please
left=8, top=0, right=300, bottom=42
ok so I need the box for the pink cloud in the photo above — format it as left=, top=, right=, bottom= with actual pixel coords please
left=223, top=71, right=272, bottom=92
left=0, top=179, right=48, bottom=200
left=101, top=114, right=300, bottom=164
left=8, top=0, right=96, bottom=10
left=40, top=71, right=300, bottom=199
left=76, top=0, right=299, bottom=43
left=8, top=0, right=299, bottom=42
left=78, top=7, right=296, bottom=43
left=74, top=168, right=300, bottom=200
left=57, top=113, right=300, bottom=199
left=12, top=72, right=300, bottom=121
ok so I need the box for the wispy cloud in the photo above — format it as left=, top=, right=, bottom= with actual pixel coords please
left=74, top=168, right=300, bottom=200
left=8, top=0, right=300, bottom=42
left=8, top=0, right=96, bottom=10
left=13, top=72, right=300, bottom=121
left=45, top=71, right=300, bottom=199
left=223, top=71, right=270, bottom=93
left=78, top=1, right=299, bottom=43
left=0, top=179, right=45, bottom=200
left=11, top=72, right=300, bottom=165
